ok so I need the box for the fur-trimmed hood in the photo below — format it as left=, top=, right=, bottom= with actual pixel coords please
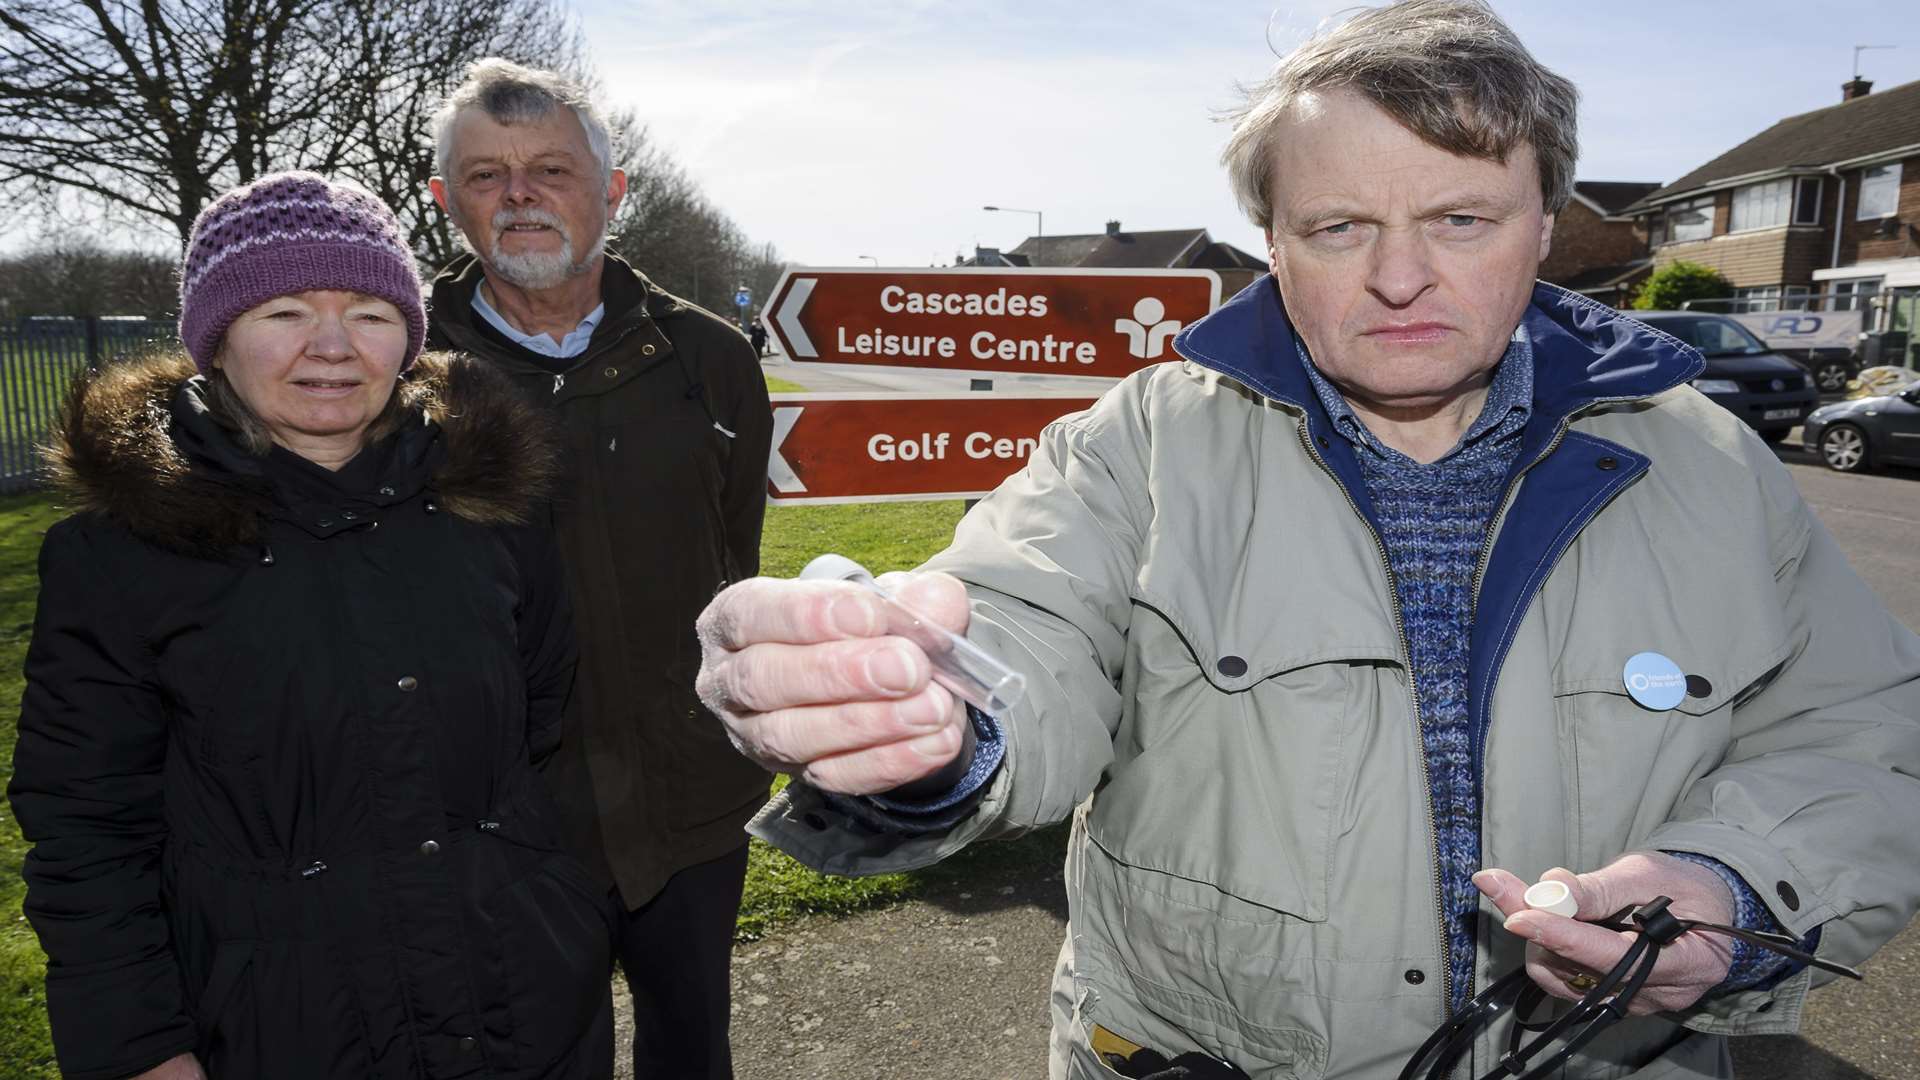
left=45, top=350, right=559, bottom=558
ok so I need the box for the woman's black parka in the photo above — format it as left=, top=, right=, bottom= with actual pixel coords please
left=8, top=353, right=614, bottom=1079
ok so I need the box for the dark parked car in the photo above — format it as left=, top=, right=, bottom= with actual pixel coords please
left=1802, top=377, right=1920, bottom=473
left=1635, top=311, right=1819, bottom=444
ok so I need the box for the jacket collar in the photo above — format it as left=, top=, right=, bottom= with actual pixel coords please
left=1170, top=275, right=1705, bottom=428
left=48, top=351, right=559, bottom=558
left=430, top=252, right=684, bottom=339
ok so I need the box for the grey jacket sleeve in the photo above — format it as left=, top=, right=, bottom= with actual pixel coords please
left=749, top=382, right=1155, bottom=874
left=1647, top=451, right=1920, bottom=1028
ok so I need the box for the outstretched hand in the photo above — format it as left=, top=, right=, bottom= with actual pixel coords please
left=1474, top=851, right=1738, bottom=1014
left=695, top=571, right=974, bottom=795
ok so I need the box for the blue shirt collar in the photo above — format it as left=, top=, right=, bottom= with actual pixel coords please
left=472, top=279, right=604, bottom=359
left=1296, top=327, right=1535, bottom=462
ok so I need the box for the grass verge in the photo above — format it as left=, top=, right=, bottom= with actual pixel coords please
left=0, top=494, right=1043, bottom=1068
left=763, top=373, right=808, bottom=393
left=0, top=492, right=70, bottom=1078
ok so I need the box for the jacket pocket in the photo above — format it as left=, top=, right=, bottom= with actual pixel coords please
left=197, top=940, right=372, bottom=1079
left=479, top=852, right=616, bottom=1072
left=1085, top=612, right=1385, bottom=922
left=1549, top=616, right=1791, bottom=869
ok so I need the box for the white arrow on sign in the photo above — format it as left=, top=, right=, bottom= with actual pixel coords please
left=772, top=276, right=818, bottom=359
left=768, top=406, right=806, bottom=493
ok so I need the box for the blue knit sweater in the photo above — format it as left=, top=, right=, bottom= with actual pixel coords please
left=1301, top=336, right=1532, bottom=1010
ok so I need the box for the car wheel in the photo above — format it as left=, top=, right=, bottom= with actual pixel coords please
left=1819, top=423, right=1870, bottom=473
left=1813, top=360, right=1851, bottom=393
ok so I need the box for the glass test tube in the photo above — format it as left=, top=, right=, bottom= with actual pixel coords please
left=799, top=553, right=1026, bottom=715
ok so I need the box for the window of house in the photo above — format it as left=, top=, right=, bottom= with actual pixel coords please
left=1793, top=177, right=1824, bottom=224
left=1827, top=278, right=1881, bottom=312
left=1661, top=196, right=1714, bottom=243
left=1857, top=162, right=1902, bottom=219
left=1732, top=179, right=1791, bottom=231
left=1733, top=285, right=1781, bottom=313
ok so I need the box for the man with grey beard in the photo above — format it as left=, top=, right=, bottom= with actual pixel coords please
left=426, top=57, right=774, bottom=1079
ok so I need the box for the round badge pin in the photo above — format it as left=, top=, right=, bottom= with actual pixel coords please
left=1623, top=652, right=1688, bottom=711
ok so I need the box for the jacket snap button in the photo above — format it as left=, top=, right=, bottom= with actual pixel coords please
left=1216, top=655, right=1249, bottom=678
left=379, top=485, right=396, bottom=497
left=1404, top=968, right=1425, bottom=985
left=340, top=510, right=357, bottom=521
left=642, top=343, right=657, bottom=356
left=604, top=366, right=619, bottom=378
left=419, top=839, right=440, bottom=856
left=397, top=676, right=419, bottom=692
left=456, top=1036, right=477, bottom=1052
left=1685, top=674, right=1712, bottom=698
left=1776, top=881, right=1800, bottom=911
left=1316, top=435, right=1331, bottom=449
left=316, top=517, right=334, bottom=528
left=1596, top=456, right=1619, bottom=471
left=803, top=812, right=829, bottom=832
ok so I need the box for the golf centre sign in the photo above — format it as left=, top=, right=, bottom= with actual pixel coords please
left=765, top=393, right=1101, bottom=504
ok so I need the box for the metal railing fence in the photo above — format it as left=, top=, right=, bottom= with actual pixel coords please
left=0, top=317, right=174, bottom=494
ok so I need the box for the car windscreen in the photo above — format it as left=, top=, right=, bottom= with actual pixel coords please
left=1643, top=316, right=1768, bottom=356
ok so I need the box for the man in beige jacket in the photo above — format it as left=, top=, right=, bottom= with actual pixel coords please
left=695, top=2, right=1920, bottom=1076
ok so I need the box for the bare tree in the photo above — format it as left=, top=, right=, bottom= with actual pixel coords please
left=0, top=0, right=587, bottom=257
left=0, top=0, right=786, bottom=306
left=611, top=138, right=786, bottom=320
left=0, top=0, right=345, bottom=241
left=0, top=233, right=176, bottom=318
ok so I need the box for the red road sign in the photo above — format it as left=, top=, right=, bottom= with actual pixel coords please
left=766, top=393, right=1099, bottom=504
left=766, top=267, right=1220, bottom=381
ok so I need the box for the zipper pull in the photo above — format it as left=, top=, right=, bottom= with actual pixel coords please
left=552, top=372, right=565, bottom=395
left=476, top=819, right=501, bottom=833
left=299, top=860, right=328, bottom=879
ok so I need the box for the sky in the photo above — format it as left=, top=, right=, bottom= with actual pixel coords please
left=10, top=1, right=1920, bottom=263
left=578, top=0, right=1920, bottom=268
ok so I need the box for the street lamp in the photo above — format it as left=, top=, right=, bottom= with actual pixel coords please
left=983, top=205, right=1043, bottom=266
left=858, top=254, right=879, bottom=266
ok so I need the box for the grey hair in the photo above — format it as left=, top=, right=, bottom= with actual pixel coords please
left=1221, top=0, right=1579, bottom=231
left=432, top=58, right=613, bottom=181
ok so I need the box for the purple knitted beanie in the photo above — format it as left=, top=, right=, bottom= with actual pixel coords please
left=178, top=171, right=427, bottom=372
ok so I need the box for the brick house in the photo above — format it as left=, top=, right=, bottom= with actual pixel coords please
left=1539, top=181, right=1660, bottom=307
left=1622, top=76, right=1920, bottom=342
left=976, top=221, right=1268, bottom=298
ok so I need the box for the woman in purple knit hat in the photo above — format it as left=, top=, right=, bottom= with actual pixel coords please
left=9, top=172, right=615, bottom=1079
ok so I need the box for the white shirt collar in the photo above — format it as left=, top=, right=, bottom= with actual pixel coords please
left=472, top=279, right=604, bottom=359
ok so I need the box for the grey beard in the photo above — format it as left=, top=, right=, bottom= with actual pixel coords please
left=486, top=232, right=605, bottom=290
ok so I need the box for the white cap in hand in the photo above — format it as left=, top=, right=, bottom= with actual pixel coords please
left=1523, top=879, right=1579, bottom=919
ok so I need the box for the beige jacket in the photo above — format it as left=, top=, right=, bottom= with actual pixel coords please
left=753, top=282, right=1920, bottom=1079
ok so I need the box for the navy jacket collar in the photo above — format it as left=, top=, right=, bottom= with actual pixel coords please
left=1170, top=274, right=1705, bottom=429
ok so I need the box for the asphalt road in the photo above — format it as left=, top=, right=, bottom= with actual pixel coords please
left=1727, top=440, right=1920, bottom=1080
left=632, top=402, right=1920, bottom=1079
